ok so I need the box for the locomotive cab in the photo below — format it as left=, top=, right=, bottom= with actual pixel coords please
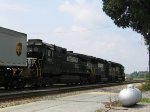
left=26, top=39, right=43, bottom=79
left=27, top=39, right=43, bottom=59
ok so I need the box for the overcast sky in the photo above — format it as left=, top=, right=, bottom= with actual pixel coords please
left=0, top=0, right=148, bottom=74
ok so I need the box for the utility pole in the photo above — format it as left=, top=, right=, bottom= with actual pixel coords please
left=149, top=45, right=150, bottom=81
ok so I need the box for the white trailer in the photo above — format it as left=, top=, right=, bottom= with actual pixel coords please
left=0, top=27, right=27, bottom=67
left=0, top=27, right=27, bottom=89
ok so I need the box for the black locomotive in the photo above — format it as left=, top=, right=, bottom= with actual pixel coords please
left=20, top=39, right=124, bottom=87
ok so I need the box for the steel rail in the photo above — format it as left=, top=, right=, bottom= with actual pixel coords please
left=0, top=80, right=144, bottom=102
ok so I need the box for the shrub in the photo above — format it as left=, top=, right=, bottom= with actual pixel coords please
left=140, top=97, right=150, bottom=103
left=140, top=81, right=150, bottom=91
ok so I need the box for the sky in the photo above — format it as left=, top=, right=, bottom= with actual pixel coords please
left=0, top=0, right=148, bottom=74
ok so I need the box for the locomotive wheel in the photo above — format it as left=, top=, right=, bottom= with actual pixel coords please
left=41, top=77, right=52, bottom=87
left=4, top=85, right=9, bottom=90
left=16, top=79, right=25, bottom=89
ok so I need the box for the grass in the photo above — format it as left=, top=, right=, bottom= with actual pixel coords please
left=111, top=100, right=122, bottom=107
left=95, top=109, right=103, bottom=112
left=140, top=97, right=150, bottom=103
left=139, top=81, right=150, bottom=91
left=138, top=81, right=150, bottom=103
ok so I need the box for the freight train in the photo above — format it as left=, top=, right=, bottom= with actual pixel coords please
left=0, top=27, right=125, bottom=89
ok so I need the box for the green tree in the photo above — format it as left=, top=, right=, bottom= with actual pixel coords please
left=102, top=0, right=150, bottom=45
left=102, top=0, right=150, bottom=80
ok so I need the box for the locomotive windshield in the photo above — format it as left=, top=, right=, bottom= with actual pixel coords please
left=27, top=45, right=42, bottom=58
left=27, top=46, right=39, bottom=52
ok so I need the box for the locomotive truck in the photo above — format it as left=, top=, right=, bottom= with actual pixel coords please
left=0, top=27, right=125, bottom=89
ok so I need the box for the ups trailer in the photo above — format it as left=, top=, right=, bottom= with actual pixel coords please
left=0, top=27, right=27, bottom=89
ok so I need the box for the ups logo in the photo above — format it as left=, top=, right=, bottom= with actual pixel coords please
left=16, top=42, right=22, bottom=56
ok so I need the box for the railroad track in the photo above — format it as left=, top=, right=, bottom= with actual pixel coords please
left=0, top=80, right=144, bottom=102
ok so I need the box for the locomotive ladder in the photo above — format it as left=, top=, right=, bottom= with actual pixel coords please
left=28, top=59, right=42, bottom=78
left=34, top=59, right=42, bottom=77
